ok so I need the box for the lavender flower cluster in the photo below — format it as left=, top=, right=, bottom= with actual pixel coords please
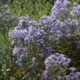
left=71, top=2, right=80, bottom=16
left=43, top=53, right=80, bottom=80
left=9, top=0, right=80, bottom=79
left=44, top=53, right=71, bottom=69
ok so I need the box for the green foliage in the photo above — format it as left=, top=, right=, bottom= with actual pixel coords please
left=0, top=3, right=18, bottom=79
left=71, top=0, right=80, bottom=3
left=8, top=0, right=52, bottom=20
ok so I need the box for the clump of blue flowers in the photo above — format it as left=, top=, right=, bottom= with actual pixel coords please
left=43, top=53, right=80, bottom=80
left=9, top=0, right=80, bottom=79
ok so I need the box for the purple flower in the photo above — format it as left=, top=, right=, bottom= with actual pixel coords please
left=15, top=54, right=25, bottom=66
left=10, top=29, right=28, bottom=40
left=44, top=53, right=71, bottom=69
left=42, top=70, right=49, bottom=79
left=41, top=16, right=53, bottom=24
left=51, top=0, right=69, bottom=18
left=65, top=72, right=80, bottom=80
left=70, top=67, right=76, bottom=72
left=43, top=53, right=80, bottom=80
left=71, top=3, right=80, bottom=16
